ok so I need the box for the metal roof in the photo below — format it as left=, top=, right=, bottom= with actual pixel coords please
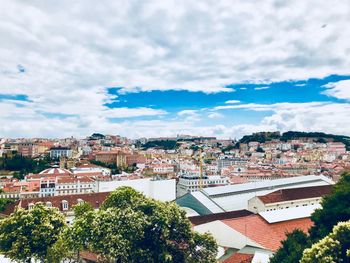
left=202, top=175, right=333, bottom=197
left=192, top=191, right=224, bottom=214
left=259, top=204, right=321, bottom=223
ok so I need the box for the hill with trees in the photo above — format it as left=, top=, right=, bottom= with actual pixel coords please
left=238, top=131, right=350, bottom=150
left=0, top=154, right=53, bottom=179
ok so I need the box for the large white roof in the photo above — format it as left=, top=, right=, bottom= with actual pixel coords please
left=192, top=191, right=224, bottom=214
left=259, top=204, right=321, bottom=223
left=202, top=175, right=333, bottom=197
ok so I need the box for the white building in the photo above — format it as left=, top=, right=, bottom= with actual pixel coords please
left=176, top=175, right=334, bottom=215
left=218, top=157, right=249, bottom=171
left=55, top=177, right=96, bottom=195
left=177, top=172, right=230, bottom=197
left=72, top=163, right=111, bottom=176
left=247, top=185, right=332, bottom=213
left=96, top=177, right=176, bottom=201
left=152, top=164, right=175, bottom=174
left=50, top=147, right=73, bottom=159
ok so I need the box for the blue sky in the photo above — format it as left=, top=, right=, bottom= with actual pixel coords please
left=0, top=1, right=350, bottom=138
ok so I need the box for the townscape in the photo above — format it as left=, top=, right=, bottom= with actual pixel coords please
left=1, top=0, right=350, bottom=262
left=1, top=131, right=349, bottom=262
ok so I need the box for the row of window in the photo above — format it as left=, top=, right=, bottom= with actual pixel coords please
left=28, top=199, right=85, bottom=210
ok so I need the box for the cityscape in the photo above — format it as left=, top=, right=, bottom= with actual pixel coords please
left=1, top=0, right=350, bottom=262
left=0, top=131, right=349, bottom=262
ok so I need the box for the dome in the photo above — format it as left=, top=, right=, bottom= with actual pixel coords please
left=39, top=168, right=72, bottom=176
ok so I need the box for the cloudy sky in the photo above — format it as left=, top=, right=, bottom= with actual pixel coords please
left=1, top=0, right=350, bottom=139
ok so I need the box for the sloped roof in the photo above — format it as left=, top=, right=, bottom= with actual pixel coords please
left=223, top=253, right=253, bottom=263
left=259, top=204, right=321, bottom=223
left=18, top=192, right=110, bottom=212
left=189, top=210, right=253, bottom=226
left=222, top=215, right=313, bottom=251
left=257, top=185, right=332, bottom=204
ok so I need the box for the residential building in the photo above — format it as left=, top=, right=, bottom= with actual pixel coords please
left=177, top=172, right=230, bottom=197
left=50, top=147, right=73, bottom=159
left=248, top=185, right=332, bottom=213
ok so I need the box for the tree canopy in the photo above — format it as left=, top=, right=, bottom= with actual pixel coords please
left=270, top=171, right=350, bottom=262
left=0, top=203, right=66, bottom=262
left=269, top=229, right=310, bottom=263
left=0, top=154, right=53, bottom=179
left=301, top=221, right=350, bottom=263
left=69, top=186, right=218, bottom=263
left=310, top=172, right=350, bottom=240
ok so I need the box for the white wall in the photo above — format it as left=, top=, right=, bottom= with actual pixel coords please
left=97, top=178, right=176, bottom=201
left=194, top=220, right=263, bottom=250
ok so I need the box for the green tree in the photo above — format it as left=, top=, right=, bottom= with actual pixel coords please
left=69, top=187, right=218, bottom=263
left=301, top=221, right=350, bottom=263
left=310, top=172, right=350, bottom=240
left=0, top=198, right=14, bottom=212
left=270, top=229, right=310, bottom=263
left=0, top=203, right=66, bottom=262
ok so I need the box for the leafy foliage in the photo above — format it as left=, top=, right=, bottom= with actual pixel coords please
left=238, top=131, right=350, bottom=150
left=239, top=131, right=281, bottom=143
left=270, top=229, right=310, bottom=263
left=301, top=221, right=350, bottom=263
left=69, top=187, right=218, bottom=262
left=271, top=171, right=350, bottom=262
left=0, top=203, right=66, bottom=262
left=0, top=154, right=53, bottom=179
left=0, top=198, right=15, bottom=212
left=90, top=160, right=120, bottom=174
left=142, top=140, right=179, bottom=150
left=310, top=172, right=350, bottom=240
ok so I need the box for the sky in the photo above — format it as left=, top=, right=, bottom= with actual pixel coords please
left=1, top=1, right=350, bottom=139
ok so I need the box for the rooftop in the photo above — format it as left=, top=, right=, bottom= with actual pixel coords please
left=257, top=185, right=332, bottom=204
left=222, top=214, right=313, bottom=251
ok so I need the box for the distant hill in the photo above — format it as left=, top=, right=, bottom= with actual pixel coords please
left=239, top=131, right=281, bottom=144
left=239, top=131, right=350, bottom=150
left=142, top=140, right=178, bottom=150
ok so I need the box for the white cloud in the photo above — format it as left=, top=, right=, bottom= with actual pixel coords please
left=105, top=108, right=166, bottom=118
left=177, top=110, right=201, bottom=122
left=254, top=86, right=270, bottom=90
left=322, top=79, right=350, bottom=100
left=225, top=100, right=240, bottom=104
left=1, top=1, right=350, bottom=138
left=208, top=112, right=224, bottom=119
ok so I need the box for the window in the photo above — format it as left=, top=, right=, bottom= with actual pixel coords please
left=62, top=200, right=69, bottom=211
left=28, top=203, right=34, bottom=210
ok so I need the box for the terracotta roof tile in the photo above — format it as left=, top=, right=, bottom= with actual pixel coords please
left=189, top=210, right=253, bottom=226
left=19, top=192, right=110, bottom=212
left=223, top=253, right=254, bottom=263
left=258, top=185, right=332, bottom=204
left=223, top=215, right=313, bottom=251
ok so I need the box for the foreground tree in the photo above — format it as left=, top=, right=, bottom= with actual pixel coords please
left=310, top=172, right=350, bottom=240
left=269, top=229, right=310, bottom=263
left=301, top=221, right=350, bottom=263
left=270, top=171, right=350, bottom=262
left=70, top=187, right=218, bottom=263
left=0, top=203, right=66, bottom=262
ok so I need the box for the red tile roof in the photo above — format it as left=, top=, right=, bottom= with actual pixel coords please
left=223, top=253, right=254, bottom=263
left=257, top=185, right=332, bottom=204
left=18, top=192, right=110, bottom=212
left=189, top=210, right=253, bottom=226
left=223, top=215, right=313, bottom=251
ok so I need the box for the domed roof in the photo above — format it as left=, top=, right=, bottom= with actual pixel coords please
left=39, top=167, right=72, bottom=176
